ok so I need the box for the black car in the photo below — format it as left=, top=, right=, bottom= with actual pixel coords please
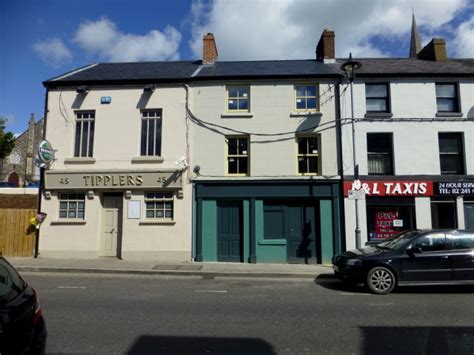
left=332, top=229, right=474, bottom=294
left=0, top=256, right=46, bottom=354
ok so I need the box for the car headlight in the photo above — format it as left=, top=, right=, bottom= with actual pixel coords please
left=344, top=259, right=361, bottom=266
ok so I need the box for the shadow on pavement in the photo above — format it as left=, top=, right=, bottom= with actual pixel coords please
left=127, top=335, right=276, bottom=355
left=315, top=273, right=474, bottom=294
left=360, top=326, right=474, bottom=355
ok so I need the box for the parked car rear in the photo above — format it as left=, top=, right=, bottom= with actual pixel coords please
left=0, top=256, right=46, bottom=354
left=333, top=229, right=474, bottom=294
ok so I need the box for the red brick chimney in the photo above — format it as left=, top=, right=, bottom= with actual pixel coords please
left=316, top=29, right=335, bottom=62
left=203, top=33, right=218, bottom=65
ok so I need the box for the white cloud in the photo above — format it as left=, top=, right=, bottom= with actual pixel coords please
left=189, top=0, right=469, bottom=60
left=452, top=16, right=474, bottom=57
left=74, top=17, right=182, bottom=62
left=33, top=38, right=72, bottom=67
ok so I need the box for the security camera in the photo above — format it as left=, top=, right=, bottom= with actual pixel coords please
left=193, top=165, right=201, bottom=175
left=174, top=157, right=188, bottom=169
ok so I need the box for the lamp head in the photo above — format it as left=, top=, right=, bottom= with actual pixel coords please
left=341, top=53, right=362, bottom=81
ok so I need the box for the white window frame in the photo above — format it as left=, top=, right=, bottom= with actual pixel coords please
left=74, top=111, right=95, bottom=157
left=296, top=135, right=320, bottom=175
left=226, top=136, right=250, bottom=176
left=226, top=86, right=250, bottom=112
left=58, top=193, right=85, bottom=219
left=140, top=109, right=163, bottom=156
left=145, top=192, right=174, bottom=220
left=294, top=84, right=319, bottom=111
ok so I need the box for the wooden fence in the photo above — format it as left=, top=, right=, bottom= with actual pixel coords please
left=0, top=208, right=37, bottom=256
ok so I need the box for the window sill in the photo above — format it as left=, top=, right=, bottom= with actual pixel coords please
left=364, top=112, right=393, bottom=118
left=290, top=111, right=322, bottom=117
left=435, top=112, right=463, bottom=118
left=221, top=112, right=253, bottom=118
left=139, top=220, right=176, bottom=225
left=64, top=157, right=96, bottom=164
left=131, top=156, right=165, bottom=164
left=50, top=220, right=87, bottom=225
left=258, top=239, right=287, bottom=246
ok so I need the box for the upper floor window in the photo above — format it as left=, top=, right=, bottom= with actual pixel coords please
left=227, top=86, right=250, bottom=112
left=59, top=193, right=85, bottom=219
left=367, top=133, right=393, bottom=175
left=436, top=83, right=459, bottom=113
left=295, top=85, right=319, bottom=111
left=74, top=111, right=95, bottom=157
left=438, top=132, right=464, bottom=174
left=226, top=136, right=249, bottom=175
left=297, top=136, right=320, bottom=175
left=145, top=192, right=174, bottom=220
left=141, top=109, right=162, bottom=156
left=365, top=83, right=390, bottom=113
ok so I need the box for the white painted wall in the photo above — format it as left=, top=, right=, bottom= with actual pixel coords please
left=191, top=80, right=340, bottom=179
left=40, top=85, right=193, bottom=260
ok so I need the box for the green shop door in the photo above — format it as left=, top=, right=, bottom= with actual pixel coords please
left=217, top=201, right=243, bottom=262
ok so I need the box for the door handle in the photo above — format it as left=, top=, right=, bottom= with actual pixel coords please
left=109, top=228, right=115, bottom=234
left=440, top=255, right=450, bottom=259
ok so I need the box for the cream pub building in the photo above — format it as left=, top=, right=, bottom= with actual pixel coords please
left=39, top=62, right=197, bottom=260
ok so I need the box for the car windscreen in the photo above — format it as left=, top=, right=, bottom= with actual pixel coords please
left=0, top=259, right=27, bottom=305
left=379, top=230, right=422, bottom=250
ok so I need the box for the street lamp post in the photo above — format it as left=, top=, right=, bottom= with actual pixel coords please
left=341, top=53, right=362, bottom=249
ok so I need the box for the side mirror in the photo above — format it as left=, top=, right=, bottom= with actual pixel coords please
left=406, top=246, right=422, bottom=255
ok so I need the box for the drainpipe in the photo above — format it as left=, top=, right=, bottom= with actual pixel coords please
left=35, top=87, right=49, bottom=258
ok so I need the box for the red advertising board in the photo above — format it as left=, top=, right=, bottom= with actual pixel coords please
left=343, top=180, right=433, bottom=197
left=374, top=210, right=399, bottom=240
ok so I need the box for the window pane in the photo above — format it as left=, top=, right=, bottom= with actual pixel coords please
left=298, top=138, right=308, bottom=154
left=60, top=202, right=67, bottom=209
left=238, top=138, right=248, bottom=155
left=228, top=139, right=238, bottom=155
left=238, top=99, right=249, bottom=110
left=156, top=192, right=164, bottom=199
left=59, top=211, right=67, bottom=218
left=165, top=211, right=173, bottom=218
left=239, top=87, right=249, bottom=98
left=156, top=210, right=164, bottom=218
left=306, top=98, right=317, bottom=109
left=88, top=121, right=95, bottom=157
left=154, top=118, right=162, bottom=156
left=228, top=88, right=238, bottom=97
left=141, top=119, right=148, bottom=156
left=164, top=193, right=173, bottom=199
left=238, top=157, right=248, bottom=174
left=228, top=158, right=237, bottom=174
left=437, top=98, right=455, bottom=112
left=77, top=211, right=84, bottom=219
left=228, top=100, right=237, bottom=110
left=78, top=202, right=84, bottom=209
left=164, top=202, right=173, bottom=209
left=440, top=156, right=463, bottom=174
left=366, top=84, right=387, bottom=97
left=414, top=234, right=446, bottom=252
left=146, top=210, right=154, bottom=218
left=367, top=133, right=391, bottom=153
left=306, top=86, right=316, bottom=97
left=366, top=98, right=387, bottom=112
left=308, top=137, right=318, bottom=153
left=81, top=121, right=89, bottom=157
left=451, top=234, right=474, bottom=250
left=436, top=84, right=455, bottom=98
left=308, top=157, right=318, bottom=173
left=74, top=121, right=82, bottom=157
left=296, top=100, right=305, bottom=109
left=439, top=134, right=461, bottom=153
left=156, top=202, right=164, bottom=209
left=69, top=202, right=77, bottom=209
left=148, top=119, right=155, bottom=156
left=68, top=211, right=76, bottom=218
left=295, top=86, right=306, bottom=97
left=298, top=158, right=306, bottom=174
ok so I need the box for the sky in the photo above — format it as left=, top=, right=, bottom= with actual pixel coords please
left=1, top=0, right=473, bottom=135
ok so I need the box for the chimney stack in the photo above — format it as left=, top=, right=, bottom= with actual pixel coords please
left=417, top=38, right=447, bottom=61
left=203, top=33, right=218, bottom=65
left=316, top=29, right=335, bottom=63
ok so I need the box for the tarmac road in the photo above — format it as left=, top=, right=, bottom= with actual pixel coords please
left=22, top=272, right=474, bottom=354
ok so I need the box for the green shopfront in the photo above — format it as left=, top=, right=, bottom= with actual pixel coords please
left=194, top=180, right=343, bottom=264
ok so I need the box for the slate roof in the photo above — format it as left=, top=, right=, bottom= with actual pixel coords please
left=44, top=58, right=474, bottom=87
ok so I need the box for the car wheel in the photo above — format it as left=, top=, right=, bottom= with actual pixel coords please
left=366, top=266, right=396, bottom=295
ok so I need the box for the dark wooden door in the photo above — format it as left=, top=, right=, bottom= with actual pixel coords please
left=217, top=201, right=242, bottom=262
left=287, top=204, right=317, bottom=264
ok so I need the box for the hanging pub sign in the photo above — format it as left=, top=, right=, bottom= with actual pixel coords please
left=434, top=181, right=474, bottom=196
left=343, top=180, right=433, bottom=197
left=37, top=140, right=55, bottom=167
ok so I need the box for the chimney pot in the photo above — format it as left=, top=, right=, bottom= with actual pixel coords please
left=203, top=33, right=218, bottom=65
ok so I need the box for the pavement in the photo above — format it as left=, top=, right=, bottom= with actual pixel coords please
left=7, top=256, right=333, bottom=279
